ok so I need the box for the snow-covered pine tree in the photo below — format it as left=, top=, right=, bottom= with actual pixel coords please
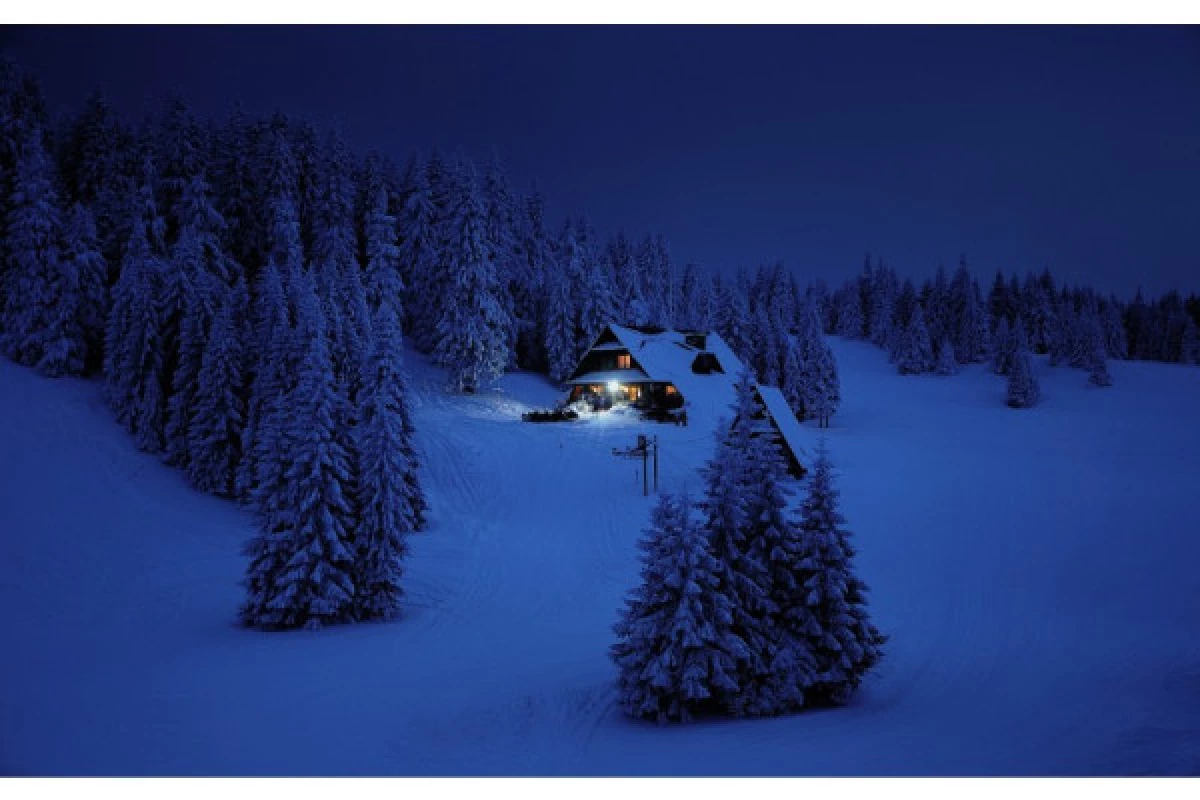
left=1182, top=317, right=1200, bottom=366
left=992, top=315, right=1013, bottom=375
left=0, top=123, right=64, bottom=368
left=432, top=164, right=513, bottom=393
left=363, top=185, right=402, bottom=315
left=867, top=265, right=896, bottom=348
left=1006, top=337, right=1040, bottom=409
left=163, top=269, right=217, bottom=468
left=956, top=282, right=992, bottom=364
left=935, top=336, right=958, bottom=376
left=235, top=262, right=291, bottom=503
left=1067, top=305, right=1097, bottom=369
left=352, top=297, right=419, bottom=621
left=514, top=191, right=551, bottom=371
left=1101, top=299, right=1128, bottom=360
left=780, top=332, right=806, bottom=418
left=794, top=439, right=886, bottom=705
left=895, top=305, right=934, bottom=375
left=792, top=302, right=841, bottom=428
left=608, top=229, right=648, bottom=327
left=1084, top=313, right=1113, bottom=388
left=240, top=275, right=357, bottom=630
left=807, top=338, right=841, bottom=428
left=59, top=92, right=131, bottom=273
left=543, top=235, right=578, bottom=384
left=103, top=161, right=171, bottom=452
left=753, top=306, right=782, bottom=386
left=482, top=153, right=522, bottom=362
left=59, top=203, right=108, bottom=373
left=186, top=282, right=246, bottom=495
left=738, top=413, right=817, bottom=716
left=611, top=491, right=747, bottom=724
left=235, top=140, right=304, bottom=501
left=834, top=286, right=865, bottom=339
left=574, top=217, right=618, bottom=361
left=162, top=173, right=229, bottom=467
left=699, top=370, right=776, bottom=716
left=713, top=276, right=751, bottom=361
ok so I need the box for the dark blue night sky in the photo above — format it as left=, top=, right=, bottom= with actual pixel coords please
left=3, top=25, right=1198, bottom=295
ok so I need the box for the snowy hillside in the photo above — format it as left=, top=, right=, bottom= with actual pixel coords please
left=2, top=338, right=1199, bottom=775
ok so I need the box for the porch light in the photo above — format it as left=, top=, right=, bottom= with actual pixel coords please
left=607, top=380, right=620, bottom=393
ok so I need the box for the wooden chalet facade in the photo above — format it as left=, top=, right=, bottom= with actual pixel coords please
left=564, top=325, right=736, bottom=412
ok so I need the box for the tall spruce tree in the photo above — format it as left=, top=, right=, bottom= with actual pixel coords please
left=1084, top=314, right=1113, bottom=388
left=611, top=491, right=747, bottom=723
left=352, top=298, right=420, bottom=620
left=59, top=203, right=108, bottom=373
left=700, top=370, right=776, bottom=716
left=935, top=336, right=959, bottom=376
left=738, top=415, right=817, bottom=716
left=240, top=276, right=357, bottom=630
left=1006, top=338, right=1040, bottom=409
left=896, top=305, right=934, bottom=375
left=794, top=439, right=886, bottom=705
left=187, top=282, right=246, bottom=495
left=432, top=164, right=512, bottom=393
left=103, top=161, right=171, bottom=452
left=0, top=123, right=64, bottom=368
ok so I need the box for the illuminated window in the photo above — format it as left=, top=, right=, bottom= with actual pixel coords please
left=617, top=353, right=631, bottom=369
left=665, top=385, right=677, bottom=395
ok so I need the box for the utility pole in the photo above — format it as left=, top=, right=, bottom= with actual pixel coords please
left=653, top=435, right=659, bottom=492
left=639, top=434, right=648, bottom=497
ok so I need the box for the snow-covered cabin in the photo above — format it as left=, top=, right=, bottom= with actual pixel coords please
left=563, top=324, right=809, bottom=476
left=564, top=324, right=745, bottom=414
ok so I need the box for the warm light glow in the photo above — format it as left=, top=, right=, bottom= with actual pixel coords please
left=617, top=353, right=631, bottom=369
left=607, top=380, right=620, bottom=393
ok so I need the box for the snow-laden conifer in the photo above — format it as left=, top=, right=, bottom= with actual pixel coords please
left=895, top=305, right=934, bottom=375
left=187, top=283, right=246, bottom=495
left=738, top=417, right=817, bottom=716
left=352, top=298, right=420, bottom=620
left=240, top=277, right=357, bottom=630
left=1006, top=338, right=1040, bottom=409
left=794, top=439, right=886, bottom=705
left=59, top=203, right=108, bottom=372
left=1, top=125, right=63, bottom=368
left=935, top=337, right=959, bottom=376
left=992, top=316, right=1013, bottom=375
left=699, top=370, right=776, bottom=715
left=432, top=164, right=512, bottom=393
left=611, top=491, right=747, bottom=723
left=1084, top=314, right=1113, bottom=388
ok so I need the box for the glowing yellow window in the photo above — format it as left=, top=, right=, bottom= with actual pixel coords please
left=617, top=353, right=631, bottom=369
left=665, top=385, right=677, bottom=395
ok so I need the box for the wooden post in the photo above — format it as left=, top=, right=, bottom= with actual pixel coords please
left=642, top=444, right=648, bottom=497
left=653, top=435, right=659, bottom=492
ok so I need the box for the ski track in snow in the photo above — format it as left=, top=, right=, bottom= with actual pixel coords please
left=2, top=341, right=1200, bottom=775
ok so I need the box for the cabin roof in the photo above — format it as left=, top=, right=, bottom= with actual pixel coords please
left=565, top=368, right=652, bottom=386
left=754, top=384, right=809, bottom=466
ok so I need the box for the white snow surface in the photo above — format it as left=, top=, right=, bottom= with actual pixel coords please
left=2, top=339, right=1199, bottom=775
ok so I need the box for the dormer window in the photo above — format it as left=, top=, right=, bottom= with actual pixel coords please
left=617, top=353, right=631, bottom=369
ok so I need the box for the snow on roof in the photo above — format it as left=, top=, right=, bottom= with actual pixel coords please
left=604, top=324, right=749, bottom=421
left=566, top=368, right=651, bottom=385
left=754, top=384, right=809, bottom=464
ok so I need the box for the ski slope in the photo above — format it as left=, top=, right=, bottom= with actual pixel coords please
left=2, top=339, right=1199, bottom=776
